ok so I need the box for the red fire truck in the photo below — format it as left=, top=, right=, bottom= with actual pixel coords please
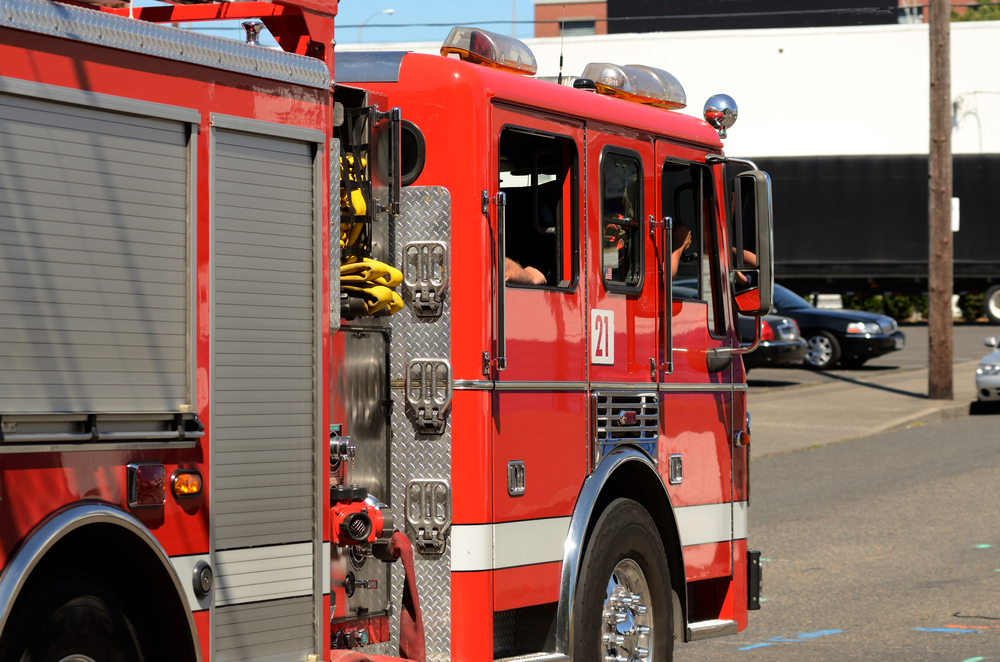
left=329, top=28, right=773, bottom=662
left=0, top=0, right=772, bottom=660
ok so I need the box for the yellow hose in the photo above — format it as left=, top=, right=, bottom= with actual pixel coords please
left=338, top=156, right=404, bottom=316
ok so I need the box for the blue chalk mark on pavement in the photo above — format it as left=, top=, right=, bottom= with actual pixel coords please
left=738, top=629, right=842, bottom=650
left=961, top=657, right=985, bottom=662
left=913, top=628, right=979, bottom=634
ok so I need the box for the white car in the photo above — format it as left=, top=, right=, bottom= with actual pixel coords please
left=976, top=336, right=1000, bottom=402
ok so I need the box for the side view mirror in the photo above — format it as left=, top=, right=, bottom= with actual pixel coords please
left=986, top=336, right=998, bottom=348
left=730, top=170, right=773, bottom=316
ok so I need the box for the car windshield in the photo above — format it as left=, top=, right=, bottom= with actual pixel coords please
left=774, top=285, right=812, bottom=310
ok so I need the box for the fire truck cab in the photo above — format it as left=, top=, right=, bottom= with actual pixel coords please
left=330, top=28, right=773, bottom=662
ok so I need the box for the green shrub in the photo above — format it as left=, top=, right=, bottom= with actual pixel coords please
left=958, top=293, right=984, bottom=322
left=912, top=295, right=929, bottom=317
left=882, top=295, right=915, bottom=322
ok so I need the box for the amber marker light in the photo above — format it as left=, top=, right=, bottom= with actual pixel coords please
left=171, top=469, right=203, bottom=499
left=440, top=27, right=538, bottom=76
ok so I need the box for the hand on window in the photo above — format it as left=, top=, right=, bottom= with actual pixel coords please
left=505, top=258, right=547, bottom=285
left=670, top=220, right=692, bottom=278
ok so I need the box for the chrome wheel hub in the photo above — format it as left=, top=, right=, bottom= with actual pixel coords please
left=806, top=335, right=833, bottom=366
left=601, top=559, right=653, bottom=662
left=988, top=290, right=1000, bottom=319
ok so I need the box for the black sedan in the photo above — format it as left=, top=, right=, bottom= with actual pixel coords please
left=738, top=314, right=807, bottom=371
left=771, top=284, right=906, bottom=369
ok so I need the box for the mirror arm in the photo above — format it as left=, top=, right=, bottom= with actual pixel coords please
left=705, top=154, right=759, bottom=171
left=732, top=316, right=762, bottom=355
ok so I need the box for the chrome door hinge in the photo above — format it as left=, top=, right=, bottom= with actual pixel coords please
left=403, top=241, right=449, bottom=318
left=405, top=358, right=452, bottom=435
left=405, top=479, right=452, bottom=555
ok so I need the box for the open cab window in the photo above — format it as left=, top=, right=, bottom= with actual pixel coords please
left=600, top=148, right=643, bottom=293
left=499, top=127, right=578, bottom=289
left=664, top=161, right=726, bottom=336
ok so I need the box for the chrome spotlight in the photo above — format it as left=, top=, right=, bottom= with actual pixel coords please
left=703, top=94, right=738, bottom=139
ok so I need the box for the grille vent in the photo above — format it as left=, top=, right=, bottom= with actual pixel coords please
left=595, top=392, right=658, bottom=463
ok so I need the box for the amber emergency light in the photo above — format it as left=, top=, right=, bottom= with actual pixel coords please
left=440, top=27, right=537, bottom=76
left=580, top=63, right=687, bottom=110
left=172, top=469, right=204, bottom=499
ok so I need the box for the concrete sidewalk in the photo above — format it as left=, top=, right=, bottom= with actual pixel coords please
left=748, top=360, right=981, bottom=458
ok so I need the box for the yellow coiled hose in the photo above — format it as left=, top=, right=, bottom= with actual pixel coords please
left=340, top=258, right=404, bottom=315
left=339, top=151, right=404, bottom=316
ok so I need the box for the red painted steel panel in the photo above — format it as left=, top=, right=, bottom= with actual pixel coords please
left=451, top=570, right=493, bottom=662
left=494, top=562, right=561, bottom=612
left=194, top=610, right=211, bottom=662
left=732, top=539, right=748, bottom=630
left=452, top=391, right=493, bottom=525
left=492, top=393, right=587, bottom=522
left=682, top=541, right=732, bottom=582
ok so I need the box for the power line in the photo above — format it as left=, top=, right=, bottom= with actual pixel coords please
left=336, top=3, right=998, bottom=29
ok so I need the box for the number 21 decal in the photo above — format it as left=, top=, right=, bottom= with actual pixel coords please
left=590, top=309, right=614, bottom=365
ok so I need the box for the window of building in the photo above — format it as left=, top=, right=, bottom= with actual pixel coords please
left=499, top=127, right=578, bottom=288
left=600, top=149, right=643, bottom=292
left=560, top=19, right=597, bottom=36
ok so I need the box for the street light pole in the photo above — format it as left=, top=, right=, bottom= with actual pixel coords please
left=359, top=8, right=394, bottom=44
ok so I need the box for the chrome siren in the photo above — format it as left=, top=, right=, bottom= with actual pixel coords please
left=703, top=94, right=738, bottom=139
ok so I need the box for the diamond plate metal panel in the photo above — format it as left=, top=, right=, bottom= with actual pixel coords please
left=0, top=0, right=330, bottom=89
left=386, top=186, right=451, bottom=662
left=391, top=187, right=452, bottom=379
left=330, top=138, right=342, bottom=334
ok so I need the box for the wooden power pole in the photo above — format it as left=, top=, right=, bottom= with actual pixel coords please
left=928, top=0, right=953, bottom=400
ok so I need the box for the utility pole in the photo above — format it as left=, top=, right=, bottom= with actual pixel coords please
left=928, top=0, right=953, bottom=399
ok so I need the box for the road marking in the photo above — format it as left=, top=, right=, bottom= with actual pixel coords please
left=913, top=628, right=979, bottom=634
left=738, top=629, right=842, bottom=650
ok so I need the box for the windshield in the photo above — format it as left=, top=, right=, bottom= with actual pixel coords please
left=774, top=285, right=812, bottom=310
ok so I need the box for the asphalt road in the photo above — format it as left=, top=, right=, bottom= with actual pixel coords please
left=748, top=323, right=998, bottom=392
left=675, top=414, right=1000, bottom=662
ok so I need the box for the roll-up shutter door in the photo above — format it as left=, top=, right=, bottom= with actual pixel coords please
left=0, top=93, right=189, bottom=414
left=212, top=129, right=317, bottom=552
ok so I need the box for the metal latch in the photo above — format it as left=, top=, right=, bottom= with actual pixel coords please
left=403, top=241, right=449, bottom=317
left=405, top=479, right=452, bottom=555
left=405, top=358, right=452, bottom=434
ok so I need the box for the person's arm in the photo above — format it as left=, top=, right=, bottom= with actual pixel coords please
left=505, top=257, right=546, bottom=285
left=670, top=230, right=692, bottom=278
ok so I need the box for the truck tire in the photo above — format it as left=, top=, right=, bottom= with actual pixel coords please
left=985, top=285, right=1000, bottom=325
left=804, top=331, right=841, bottom=370
left=573, top=498, right=672, bottom=662
left=0, top=575, right=145, bottom=662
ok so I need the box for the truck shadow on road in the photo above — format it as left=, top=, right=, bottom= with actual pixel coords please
left=813, top=370, right=927, bottom=399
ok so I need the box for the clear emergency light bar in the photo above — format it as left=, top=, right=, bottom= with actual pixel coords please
left=580, top=62, right=687, bottom=109
left=441, top=27, right=538, bottom=76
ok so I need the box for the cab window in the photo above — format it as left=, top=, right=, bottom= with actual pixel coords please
left=499, top=128, right=578, bottom=288
left=663, top=161, right=725, bottom=336
left=600, top=149, right=643, bottom=292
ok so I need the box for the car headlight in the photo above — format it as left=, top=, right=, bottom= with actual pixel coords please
left=977, top=364, right=1000, bottom=376
left=846, top=322, right=881, bottom=335
left=878, top=318, right=898, bottom=334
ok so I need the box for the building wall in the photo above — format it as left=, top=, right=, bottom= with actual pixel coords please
left=533, top=0, right=607, bottom=38
left=337, top=20, right=1000, bottom=157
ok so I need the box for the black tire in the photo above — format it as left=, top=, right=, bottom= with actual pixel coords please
left=804, top=331, right=841, bottom=369
left=0, top=575, right=145, bottom=662
left=573, top=498, right=672, bottom=662
left=985, top=284, right=1000, bottom=326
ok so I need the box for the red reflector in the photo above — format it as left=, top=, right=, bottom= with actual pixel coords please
left=127, top=463, right=165, bottom=508
left=618, top=410, right=637, bottom=425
